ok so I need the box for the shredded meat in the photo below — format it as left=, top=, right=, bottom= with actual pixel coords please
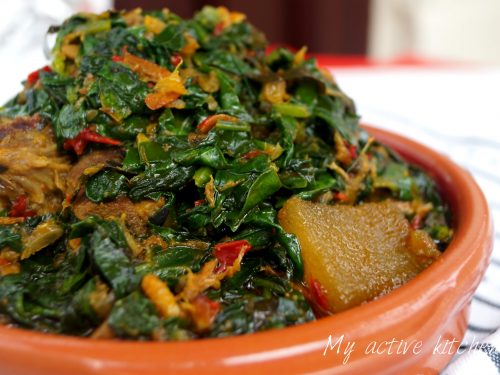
left=72, top=195, right=164, bottom=235
left=0, top=118, right=159, bottom=235
left=67, top=148, right=160, bottom=235
left=0, top=115, right=71, bottom=214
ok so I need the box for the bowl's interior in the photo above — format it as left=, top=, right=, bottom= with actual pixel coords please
left=0, top=125, right=493, bottom=375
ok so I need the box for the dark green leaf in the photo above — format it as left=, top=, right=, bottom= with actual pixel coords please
left=155, top=24, right=186, bottom=51
left=85, top=170, right=128, bottom=203
left=0, top=226, right=22, bottom=252
left=108, top=291, right=160, bottom=338
left=89, top=231, right=138, bottom=298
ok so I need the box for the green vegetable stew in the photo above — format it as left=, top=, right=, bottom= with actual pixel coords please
left=0, top=6, right=452, bottom=340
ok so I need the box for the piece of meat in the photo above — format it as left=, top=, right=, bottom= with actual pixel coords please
left=72, top=195, right=165, bottom=235
left=66, top=149, right=123, bottom=197
left=67, top=148, right=161, bottom=235
left=0, top=115, right=71, bottom=214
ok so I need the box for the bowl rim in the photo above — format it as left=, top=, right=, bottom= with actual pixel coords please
left=0, top=124, right=493, bottom=373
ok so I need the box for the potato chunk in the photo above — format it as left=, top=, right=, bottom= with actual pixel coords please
left=278, top=198, right=440, bottom=312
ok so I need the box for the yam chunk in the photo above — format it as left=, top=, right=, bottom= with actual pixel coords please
left=278, top=197, right=440, bottom=312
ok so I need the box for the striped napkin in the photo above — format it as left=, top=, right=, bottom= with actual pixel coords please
left=444, top=330, right=500, bottom=374
left=333, top=65, right=500, bottom=374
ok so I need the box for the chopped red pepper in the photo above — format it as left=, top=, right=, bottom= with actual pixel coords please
left=170, top=54, right=182, bottom=66
left=8, top=195, right=36, bottom=218
left=79, top=130, right=122, bottom=146
left=27, top=65, right=52, bottom=85
left=348, top=145, right=358, bottom=159
left=344, top=141, right=358, bottom=160
left=213, top=22, right=225, bottom=36
left=197, top=114, right=238, bottom=134
left=243, top=150, right=264, bottom=159
left=64, top=137, right=86, bottom=156
left=194, top=199, right=205, bottom=207
left=63, top=128, right=121, bottom=156
left=334, top=191, right=349, bottom=202
left=213, top=239, right=252, bottom=272
left=309, top=276, right=330, bottom=311
left=190, top=294, right=220, bottom=330
left=411, top=214, right=422, bottom=230
left=0, top=258, right=11, bottom=266
left=112, top=55, right=124, bottom=62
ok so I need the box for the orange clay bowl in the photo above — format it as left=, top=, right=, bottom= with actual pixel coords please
left=0, top=125, right=493, bottom=375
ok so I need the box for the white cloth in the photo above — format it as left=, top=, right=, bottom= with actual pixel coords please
left=333, top=65, right=500, bottom=374
left=0, top=0, right=112, bottom=104
left=444, top=330, right=500, bottom=374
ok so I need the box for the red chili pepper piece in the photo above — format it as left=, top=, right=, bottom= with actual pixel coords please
left=79, top=129, right=122, bottom=145
left=411, top=214, right=422, bottom=230
left=334, top=191, right=349, bottom=202
left=170, top=54, right=182, bottom=66
left=112, top=55, right=124, bottom=62
left=213, top=22, right=225, bottom=36
left=191, top=294, right=220, bottom=330
left=197, top=114, right=238, bottom=134
left=0, top=258, right=11, bottom=266
left=63, top=128, right=121, bottom=156
left=27, top=65, right=52, bottom=85
left=63, top=137, right=87, bottom=156
left=243, top=150, right=264, bottom=159
left=309, top=276, right=330, bottom=311
left=8, top=195, right=36, bottom=218
left=344, top=141, right=358, bottom=160
left=213, top=239, right=252, bottom=272
left=194, top=295, right=220, bottom=314
left=194, top=199, right=205, bottom=207
left=9, top=195, right=26, bottom=216
left=348, top=145, right=358, bottom=160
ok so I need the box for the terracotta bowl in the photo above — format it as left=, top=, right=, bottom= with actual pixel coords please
left=0, top=125, right=493, bottom=375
